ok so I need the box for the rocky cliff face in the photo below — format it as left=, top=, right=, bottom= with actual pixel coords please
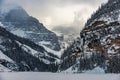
left=0, top=26, right=59, bottom=72
left=60, top=0, right=120, bottom=73
left=0, top=5, right=60, bottom=51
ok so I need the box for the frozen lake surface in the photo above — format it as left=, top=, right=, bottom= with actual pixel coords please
left=0, top=72, right=120, bottom=80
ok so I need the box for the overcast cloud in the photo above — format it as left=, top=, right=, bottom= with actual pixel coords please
left=2, top=0, right=108, bottom=35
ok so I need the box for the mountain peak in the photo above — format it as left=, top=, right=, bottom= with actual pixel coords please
left=0, top=1, right=61, bottom=51
left=4, top=6, right=29, bottom=21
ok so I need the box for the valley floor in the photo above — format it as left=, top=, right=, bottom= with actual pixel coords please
left=0, top=72, right=119, bottom=80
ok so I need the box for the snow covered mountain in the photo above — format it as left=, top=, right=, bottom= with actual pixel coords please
left=86, top=0, right=120, bottom=26
left=0, top=26, right=59, bottom=72
left=0, top=1, right=60, bottom=51
left=59, top=0, right=120, bottom=73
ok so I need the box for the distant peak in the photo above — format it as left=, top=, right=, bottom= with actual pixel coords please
left=0, top=0, right=21, bottom=14
left=4, top=6, right=29, bottom=22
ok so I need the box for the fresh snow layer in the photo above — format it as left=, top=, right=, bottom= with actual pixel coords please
left=63, top=66, right=105, bottom=74
left=84, top=67, right=105, bottom=74
left=41, top=44, right=64, bottom=58
left=0, top=73, right=119, bottom=80
left=0, top=22, right=4, bottom=27
left=0, top=51, right=14, bottom=63
left=16, top=41, right=55, bottom=64
left=62, top=66, right=77, bottom=73
left=0, top=64, right=11, bottom=72
left=11, top=29, right=26, bottom=37
left=39, top=41, right=51, bottom=45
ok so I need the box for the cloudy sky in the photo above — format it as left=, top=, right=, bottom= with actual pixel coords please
left=3, top=0, right=108, bottom=35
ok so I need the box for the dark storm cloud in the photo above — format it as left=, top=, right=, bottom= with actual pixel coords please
left=0, top=0, right=3, bottom=3
left=0, top=0, right=3, bottom=5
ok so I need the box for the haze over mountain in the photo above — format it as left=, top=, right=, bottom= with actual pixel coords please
left=0, top=0, right=108, bottom=35
left=0, top=0, right=61, bottom=51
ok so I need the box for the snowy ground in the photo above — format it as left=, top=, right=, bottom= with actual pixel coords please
left=0, top=72, right=119, bottom=80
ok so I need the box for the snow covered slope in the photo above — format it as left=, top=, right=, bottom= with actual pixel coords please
left=60, top=0, right=120, bottom=73
left=0, top=26, right=59, bottom=72
left=0, top=1, right=60, bottom=51
left=0, top=51, right=14, bottom=63
left=0, top=64, right=11, bottom=72
left=86, top=0, right=120, bottom=27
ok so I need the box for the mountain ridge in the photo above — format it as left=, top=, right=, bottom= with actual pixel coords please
left=60, top=0, right=120, bottom=73
left=0, top=25, right=59, bottom=72
left=0, top=3, right=60, bottom=51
